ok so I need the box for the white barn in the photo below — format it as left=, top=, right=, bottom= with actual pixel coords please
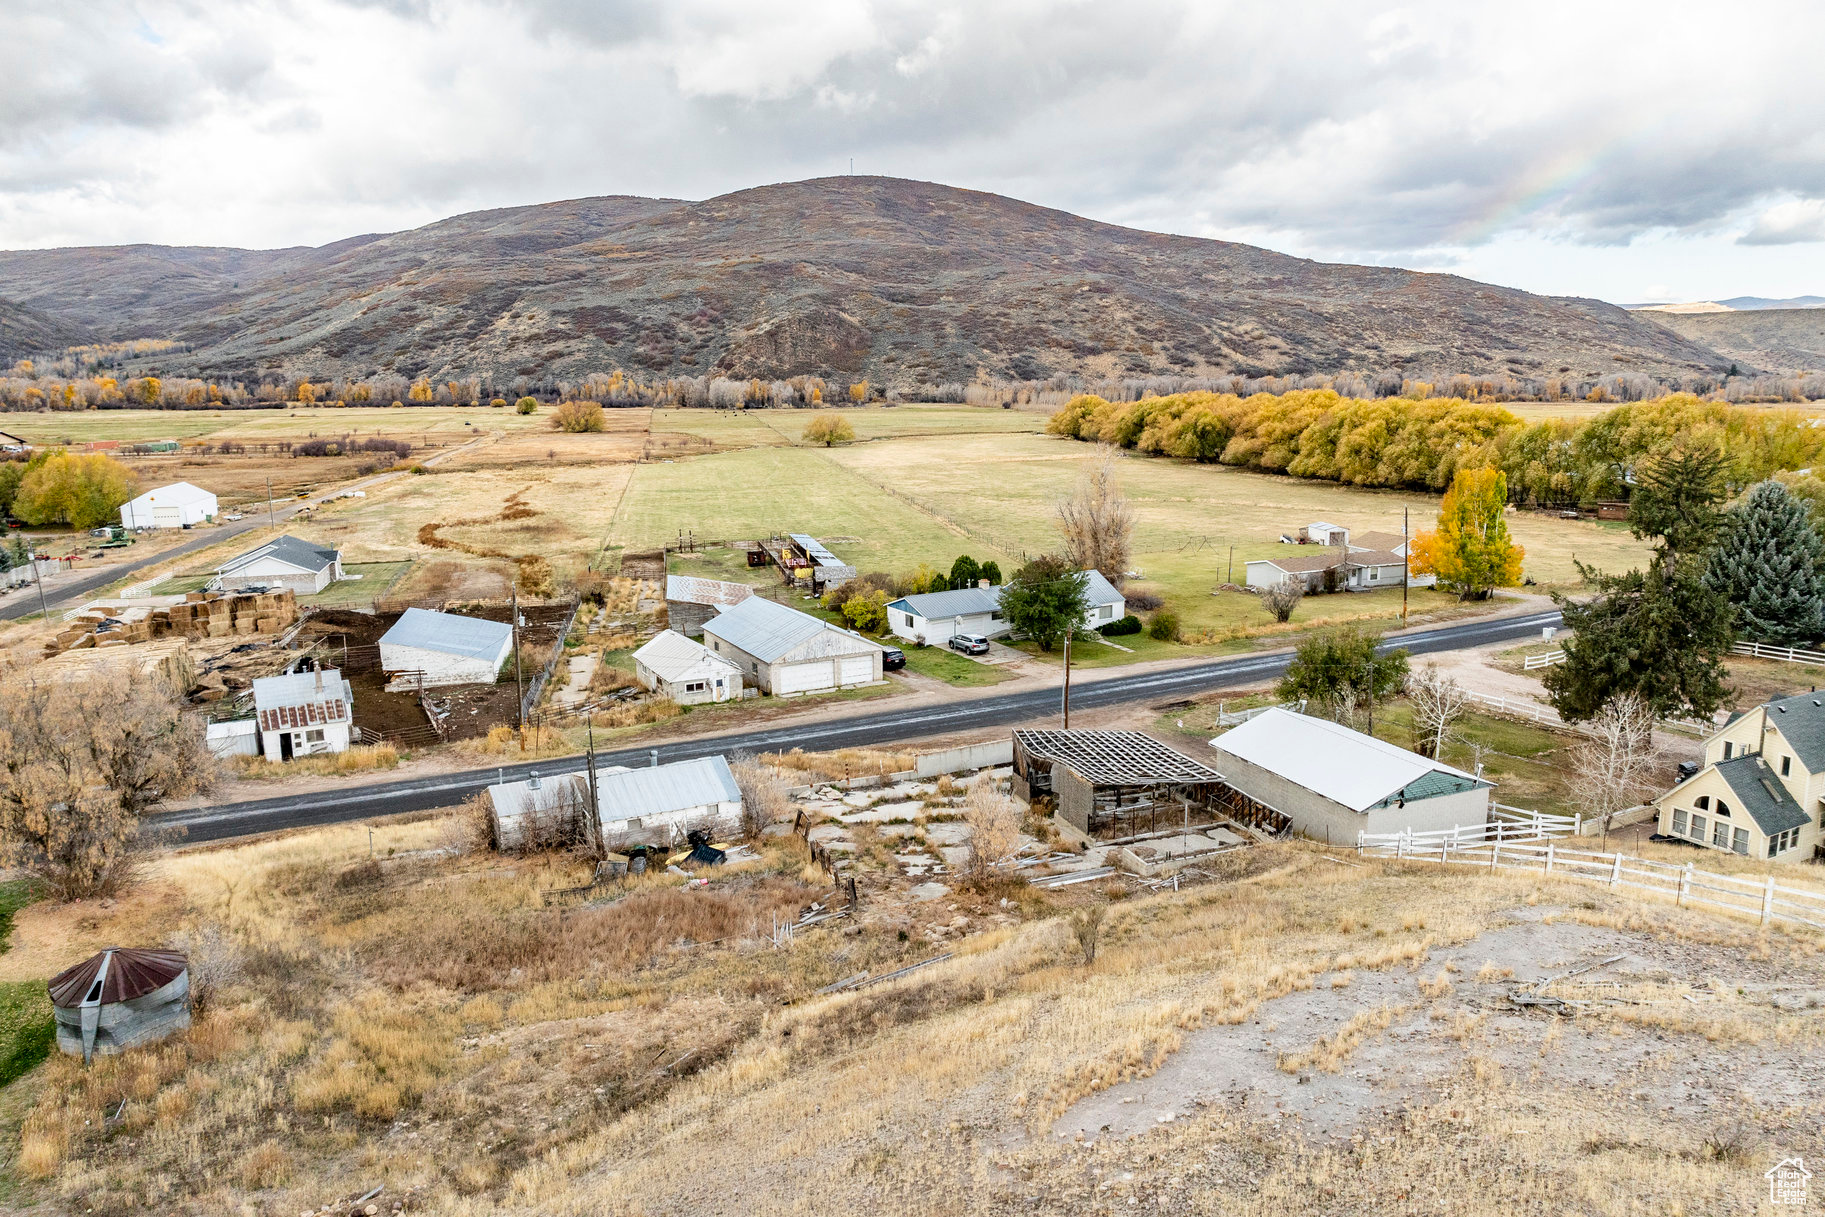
left=487, top=755, right=744, bottom=853
left=120, top=482, right=217, bottom=529
left=379, top=607, right=514, bottom=688
left=252, top=667, right=353, bottom=762
left=216, top=534, right=344, bottom=594
left=702, top=596, right=883, bottom=696
left=633, top=630, right=744, bottom=704
left=1208, top=708, right=1491, bottom=844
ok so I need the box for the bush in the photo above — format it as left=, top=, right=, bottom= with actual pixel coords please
left=1099, top=614, right=1142, bottom=636
left=1147, top=610, right=1182, bottom=642
left=515, top=397, right=539, bottom=415
left=490, top=398, right=508, bottom=408
left=802, top=413, right=855, bottom=446
left=1123, top=590, right=1164, bottom=612
left=551, top=401, right=605, bottom=432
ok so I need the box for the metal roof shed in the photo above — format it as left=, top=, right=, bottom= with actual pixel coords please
left=48, top=947, right=190, bottom=1061
left=379, top=608, right=515, bottom=688
left=486, top=756, right=743, bottom=852
left=1009, top=729, right=1282, bottom=838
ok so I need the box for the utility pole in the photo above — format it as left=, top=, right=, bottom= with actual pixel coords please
left=584, top=720, right=603, bottom=859
left=30, top=548, right=49, bottom=619
left=1061, top=630, right=1072, bottom=729
left=511, top=585, right=525, bottom=731
left=1227, top=545, right=1234, bottom=586
left=266, top=477, right=276, bottom=532
left=1401, top=506, right=1410, bottom=627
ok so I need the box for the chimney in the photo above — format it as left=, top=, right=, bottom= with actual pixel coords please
left=314, top=668, right=324, bottom=692
left=978, top=578, right=990, bottom=588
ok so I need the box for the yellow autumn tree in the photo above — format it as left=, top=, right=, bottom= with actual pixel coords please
left=848, top=381, right=869, bottom=404
left=408, top=379, right=434, bottom=403
left=297, top=380, right=319, bottom=404
left=1409, top=467, right=1524, bottom=600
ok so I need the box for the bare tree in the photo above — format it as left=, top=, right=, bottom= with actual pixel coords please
left=962, top=774, right=1022, bottom=879
left=1570, top=694, right=1659, bottom=839
left=1406, top=664, right=1471, bottom=759
left=1057, top=447, right=1135, bottom=585
left=1260, top=579, right=1304, bottom=623
left=0, top=674, right=215, bottom=899
left=1070, top=904, right=1106, bottom=966
left=730, top=754, right=791, bottom=839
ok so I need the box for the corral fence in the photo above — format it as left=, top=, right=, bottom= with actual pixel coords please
left=1358, top=805, right=1580, bottom=852
left=1522, top=649, right=1565, bottom=671
left=1733, top=640, right=1825, bottom=667
left=1215, top=698, right=1306, bottom=727
left=1463, top=690, right=1715, bottom=738
left=520, top=598, right=582, bottom=725
left=1358, top=836, right=1825, bottom=931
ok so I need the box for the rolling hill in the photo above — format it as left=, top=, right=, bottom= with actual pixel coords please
left=1641, top=308, right=1825, bottom=375
left=0, top=177, right=1732, bottom=385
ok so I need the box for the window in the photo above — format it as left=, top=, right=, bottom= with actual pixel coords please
left=1692, top=814, right=1706, bottom=840
left=1733, top=827, right=1749, bottom=855
left=1695, top=796, right=1710, bottom=810
left=1783, top=755, right=1793, bottom=777
left=1722, top=742, right=1733, bottom=760
left=1716, top=801, right=1731, bottom=818
left=305, top=729, right=324, bottom=743
left=1770, top=835, right=1781, bottom=859
left=685, top=681, right=706, bottom=693
left=1713, top=821, right=1730, bottom=849
left=1673, top=809, right=1688, bottom=835
left=1101, top=605, right=1114, bottom=619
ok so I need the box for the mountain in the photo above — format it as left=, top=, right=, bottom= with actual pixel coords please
left=0, top=177, right=1732, bottom=385
left=1643, top=308, right=1825, bottom=375
left=0, top=298, right=92, bottom=361
left=1719, top=295, right=1825, bottom=311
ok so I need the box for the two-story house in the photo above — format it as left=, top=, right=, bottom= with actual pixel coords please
left=1653, top=691, right=1825, bottom=860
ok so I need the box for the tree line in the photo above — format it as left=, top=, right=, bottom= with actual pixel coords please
left=1046, top=391, right=1825, bottom=504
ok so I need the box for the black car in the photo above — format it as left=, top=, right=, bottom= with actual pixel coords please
left=881, top=647, right=906, bottom=671
left=948, top=633, right=990, bottom=655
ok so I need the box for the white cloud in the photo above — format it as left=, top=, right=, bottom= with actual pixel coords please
left=0, top=0, right=1822, bottom=301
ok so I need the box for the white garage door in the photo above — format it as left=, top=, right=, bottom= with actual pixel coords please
left=839, top=654, right=874, bottom=685
left=774, top=662, right=832, bottom=697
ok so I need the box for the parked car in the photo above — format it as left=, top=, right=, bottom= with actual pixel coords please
left=948, top=633, right=990, bottom=655
left=881, top=647, right=906, bottom=671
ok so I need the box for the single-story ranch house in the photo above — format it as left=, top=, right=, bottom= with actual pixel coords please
left=886, top=570, right=1127, bottom=645
left=216, top=535, right=344, bottom=594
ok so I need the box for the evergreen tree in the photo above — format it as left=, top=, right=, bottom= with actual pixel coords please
left=948, top=555, right=981, bottom=590
left=1627, top=446, right=1728, bottom=569
left=979, top=561, right=1002, bottom=586
left=1544, top=563, right=1734, bottom=721
left=1706, top=480, right=1825, bottom=644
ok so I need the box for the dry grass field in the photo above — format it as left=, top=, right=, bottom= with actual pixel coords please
left=0, top=805, right=1818, bottom=1215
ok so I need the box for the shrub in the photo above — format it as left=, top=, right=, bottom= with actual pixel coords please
left=515, top=396, right=539, bottom=415
left=551, top=400, right=605, bottom=432
left=1099, top=614, right=1142, bottom=636
left=842, top=588, right=889, bottom=633
left=490, top=398, right=507, bottom=408
left=802, top=413, right=855, bottom=446
left=1147, top=610, right=1181, bottom=642
left=1123, top=590, right=1164, bottom=612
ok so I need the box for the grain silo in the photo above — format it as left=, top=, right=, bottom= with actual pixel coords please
left=48, top=948, right=191, bottom=1062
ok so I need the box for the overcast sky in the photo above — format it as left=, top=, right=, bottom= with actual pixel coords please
left=4, top=0, right=1823, bottom=304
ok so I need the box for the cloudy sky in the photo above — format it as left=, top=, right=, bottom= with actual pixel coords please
left=4, top=0, right=1823, bottom=303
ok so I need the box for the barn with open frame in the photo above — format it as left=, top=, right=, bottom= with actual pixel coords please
left=1011, top=729, right=1291, bottom=839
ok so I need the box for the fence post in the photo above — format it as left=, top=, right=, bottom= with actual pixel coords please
left=1574, top=813, right=1582, bottom=836
left=1489, top=840, right=1500, bottom=871
left=1544, top=842, right=1555, bottom=874
left=1762, top=875, right=1776, bottom=926
left=1609, top=852, right=1623, bottom=888
left=1678, top=862, right=1692, bottom=907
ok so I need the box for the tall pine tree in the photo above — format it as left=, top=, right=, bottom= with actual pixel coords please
left=1706, top=479, right=1825, bottom=644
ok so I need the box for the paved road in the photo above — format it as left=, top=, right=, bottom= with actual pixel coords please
left=161, top=608, right=1562, bottom=844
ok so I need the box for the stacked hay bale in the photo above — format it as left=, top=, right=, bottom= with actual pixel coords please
left=43, top=589, right=297, bottom=657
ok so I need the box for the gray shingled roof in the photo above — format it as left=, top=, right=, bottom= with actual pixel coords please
left=1764, top=692, right=1825, bottom=774
left=380, top=607, right=514, bottom=662
left=889, top=585, right=1003, bottom=619
left=1713, top=754, right=1811, bottom=837
left=220, top=534, right=339, bottom=576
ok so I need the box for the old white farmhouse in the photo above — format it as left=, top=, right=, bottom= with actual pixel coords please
left=251, top=667, right=353, bottom=762
left=633, top=630, right=743, bottom=704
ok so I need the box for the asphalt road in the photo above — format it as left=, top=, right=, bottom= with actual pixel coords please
left=160, top=607, right=1562, bottom=844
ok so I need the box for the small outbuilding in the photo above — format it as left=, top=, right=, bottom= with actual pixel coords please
left=1208, top=708, right=1491, bottom=843
left=702, top=596, right=884, bottom=696
left=120, top=482, right=217, bottom=530
left=664, top=575, right=754, bottom=637
left=1012, top=728, right=1288, bottom=838
left=379, top=607, right=514, bottom=688
left=48, top=947, right=191, bottom=1062
left=252, top=666, right=353, bottom=761
left=216, top=534, right=344, bottom=594
left=487, top=755, right=744, bottom=852
left=633, top=630, right=743, bottom=704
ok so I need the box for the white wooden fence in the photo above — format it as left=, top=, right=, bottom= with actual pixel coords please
left=1522, top=649, right=1565, bottom=670
left=1358, top=837, right=1825, bottom=931
left=1733, top=640, right=1825, bottom=668
left=1358, top=806, right=1579, bottom=851
left=1463, top=690, right=1715, bottom=739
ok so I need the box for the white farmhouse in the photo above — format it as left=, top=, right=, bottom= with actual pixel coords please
left=1208, top=708, right=1491, bottom=843
left=378, top=607, right=514, bottom=687
left=702, top=596, right=883, bottom=696
left=252, top=667, right=354, bottom=762
left=633, top=630, right=743, bottom=704
left=887, top=570, right=1127, bottom=644
left=487, top=755, right=743, bottom=852
left=216, top=535, right=344, bottom=594
left=120, top=482, right=217, bottom=530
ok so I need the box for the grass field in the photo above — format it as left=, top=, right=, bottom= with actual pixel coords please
left=0, top=880, right=51, bottom=1093
left=0, top=404, right=563, bottom=446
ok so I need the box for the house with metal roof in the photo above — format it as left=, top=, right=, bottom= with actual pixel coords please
left=120, top=481, right=217, bottom=529
left=252, top=666, right=353, bottom=761
left=1208, top=708, right=1491, bottom=843
left=702, top=595, right=884, bottom=696
left=1654, top=691, right=1824, bottom=860
left=664, top=574, right=754, bottom=637
left=216, top=534, right=344, bottom=594
left=633, top=630, right=743, bottom=704
left=486, top=755, right=743, bottom=852
left=379, top=607, right=514, bottom=687
left=886, top=571, right=1127, bottom=645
